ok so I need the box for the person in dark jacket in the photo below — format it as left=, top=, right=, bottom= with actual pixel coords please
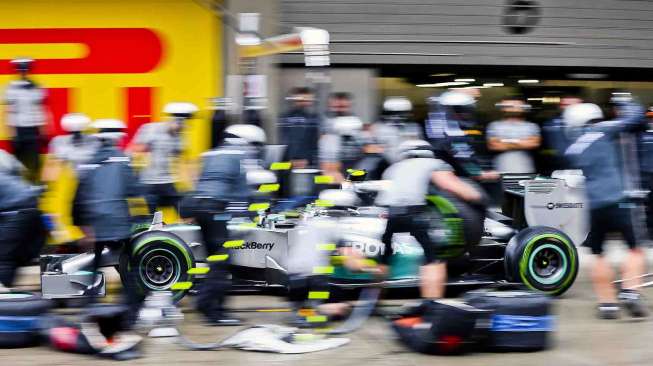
left=639, top=107, right=653, bottom=235
left=73, top=119, right=142, bottom=318
left=540, top=95, right=583, bottom=174
left=426, top=91, right=498, bottom=181
left=278, top=87, right=320, bottom=168
left=0, top=170, right=44, bottom=287
left=563, top=102, right=648, bottom=319
left=181, top=124, right=264, bottom=325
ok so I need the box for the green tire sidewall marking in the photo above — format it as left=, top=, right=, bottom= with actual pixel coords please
left=527, top=244, right=568, bottom=285
left=519, top=233, right=577, bottom=294
left=426, top=195, right=459, bottom=215
left=426, top=195, right=465, bottom=257
left=128, top=236, right=194, bottom=292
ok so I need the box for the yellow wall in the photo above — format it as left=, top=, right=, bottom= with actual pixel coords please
left=0, top=0, right=222, bottom=157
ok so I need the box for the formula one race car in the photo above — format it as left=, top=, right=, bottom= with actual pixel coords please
left=39, top=170, right=586, bottom=300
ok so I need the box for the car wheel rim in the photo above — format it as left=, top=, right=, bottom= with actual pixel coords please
left=528, top=243, right=567, bottom=285
left=139, top=248, right=182, bottom=291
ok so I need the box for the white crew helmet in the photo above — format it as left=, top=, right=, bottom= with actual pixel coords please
left=331, top=116, right=363, bottom=136
left=438, top=91, right=475, bottom=106
left=563, top=103, right=604, bottom=128
left=383, top=96, right=412, bottom=113
left=225, top=124, right=267, bottom=145
left=246, top=169, right=278, bottom=186
left=92, top=118, right=127, bottom=140
left=398, top=139, right=435, bottom=160
left=163, top=102, right=199, bottom=117
left=318, top=189, right=361, bottom=208
left=61, top=113, right=91, bottom=132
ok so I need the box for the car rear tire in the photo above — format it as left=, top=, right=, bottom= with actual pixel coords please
left=504, top=226, right=578, bottom=296
left=120, top=231, right=195, bottom=302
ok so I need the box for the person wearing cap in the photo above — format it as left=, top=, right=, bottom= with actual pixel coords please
left=319, top=92, right=370, bottom=182
left=180, top=124, right=266, bottom=326
left=278, top=87, right=321, bottom=169
left=3, top=58, right=47, bottom=182
left=540, top=95, right=583, bottom=174
left=127, top=103, right=197, bottom=214
left=375, top=140, right=483, bottom=301
left=563, top=101, right=648, bottom=319
left=373, top=96, right=423, bottom=165
left=73, top=119, right=143, bottom=320
left=42, top=113, right=98, bottom=182
left=487, top=97, right=541, bottom=174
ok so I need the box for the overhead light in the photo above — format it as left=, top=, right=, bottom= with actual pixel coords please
left=454, top=78, right=475, bottom=82
left=518, top=79, right=539, bottom=84
left=416, top=81, right=469, bottom=88
left=453, top=85, right=489, bottom=90
left=483, top=82, right=504, bottom=87
left=612, top=92, right=631, bottom=96
left=567, top=73, right=607, bottom=79
left=430, top=73, right=455, bottom=77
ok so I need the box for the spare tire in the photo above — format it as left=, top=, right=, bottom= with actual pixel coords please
left=504, top=226, right=578, bottom=296
left=0, top=292, right=52, bottom=316
left=0, top=292, right=52, bottom=348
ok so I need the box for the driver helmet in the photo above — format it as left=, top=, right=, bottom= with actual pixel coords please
left=224, top=124, right=267, bottom=145
left=563, top=103, right=604, bottom=128
left=61, top=113, right=91, bottom=133
left=398, top=139, right=435, bottom=160
left=92, top=119, right=127, bottom=140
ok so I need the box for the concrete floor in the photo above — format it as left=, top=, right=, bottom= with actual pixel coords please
left=5, top=241, right=653, bottom=366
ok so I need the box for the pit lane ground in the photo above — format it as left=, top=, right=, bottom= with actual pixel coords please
left=4, top=241, right=653, bottom=366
